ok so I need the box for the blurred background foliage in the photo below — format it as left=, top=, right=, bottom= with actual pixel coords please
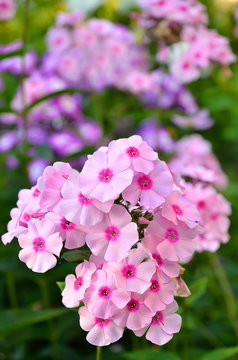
left=0, top=0, right=238, bottom=359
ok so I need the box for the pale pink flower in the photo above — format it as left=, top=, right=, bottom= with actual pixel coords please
left=79, top=149, right=133, bottom=202
left=18, top=219, right=63, bottom=273
left=38, top=162, right=72, bottom=211
left=144, top=269, right=175, bottom=312
left=108, top=135, right=157, bottom=175
left=142, top=234, right=180, bottom=278
left=147, top=213, right=197, bottom=262
left=84, top=269, right=130, bottom=318
left=113, top=292, right=155, bottom=331
left=2, top=186, right=42, bottom=245
left=79, top=306, right=124, bottom=346
left=114, top=248, right=155, bottom=294
left=171, top=55, right=200, bottom=84
left=86, top=204, right=138, bottom=262
left=45, top=211, right=87, bottom=249
left=46, top=27, right=71, bottom=54
left=161, top=190, right=200, bottom=228
left=122, top=160, right=173, bottom=209
left=62, top=260, right=96, bottom=308
left=134, top=301, right=181, bottom=345
left=60, top=169, right=113, bottom=226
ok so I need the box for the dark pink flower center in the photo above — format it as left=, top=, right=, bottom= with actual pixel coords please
left=182, top=61, right=190, bottom=70
left=150, top=280, right=160, bottom=293
left=78, top=192, right=93, bottom=205
left=23, top=213, right=31, bottom=222
left=33, top=188, right=40, bottom=197
left=127, top=299, right=140, bottom=312
left=152, top=253, right=163, bottom=266
left=74, top=276, right=83, bottom=290
left=152, top=311, right=164, bottom=324
left=172, top=204, right=183, bottom=215
left=60, top=217, right=75, bottom=231
left=33, top=237, right=45, bottom=252
left=165, top=228, right=179, bottom=243
left=138, top=175, right=153, bottom=190
left=98, top=168, right=113, bottom=183
left=95, top=318, right=110, bottom=328
left=0, top=2, right=9, bottom=9
left=105, top=225, right=120, bottom=241
left=122, top=264, right=136, bottom=278
left=127, top=146, right=139, bottom=158
left=198, top=200, right=206, bottom=210
left=99, top=286, right=112, bottom=299
left=211, top=213, right=219, bottom=221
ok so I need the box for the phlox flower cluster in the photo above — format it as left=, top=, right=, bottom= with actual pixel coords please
left=2, top=136, right=203, bottom=346
left=44, top=15, right=148, bottom=91
left=136, top=0, right=235, bottom=83
left=169, top=134, right=231, bottom=252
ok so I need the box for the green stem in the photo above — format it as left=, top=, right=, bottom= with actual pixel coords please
left=210, top=253, right=238, bottom=340
left=6, top=272, right=18, bottom=308
left=39, top=277, right=60, bottom=360
left=96, top=346, right=102, bottom=360
left=20, top=0, right=30, bottom=153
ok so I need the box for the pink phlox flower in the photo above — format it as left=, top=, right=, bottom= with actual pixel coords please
left=113, top=292, right=155, bottom=331
left=85, top=204, right=138, bottom=262
left=142, top=234, right=180, bottom=277
left=108, top=135, right=157, bottom=175
left=46, top=27, right=71, bottom=54
left=147, top=213, right=197, bottom=262
left=38, top=162, right=72, bottom=211
left=134, top=300, right=181, bottom=345
left=114, top=248, right=156, bottom=294
left=18, top=219, right=63, bottom=273
left=0, top=0, right=16, bottom=20
left=60, top=169, right=113, bottom=226
left=78, top=148, right=133, bottom=202
left=84, top=269, right=130, bottom=318
left=161, top=190, right=200, bottom=228
left=122, top=159, right=173, bottom=209
left=79, top=306, right=124, bottom=346
left=62, top=260, right=96, bottom=308
left=45, top=209, right=87, bottom=249
left=144, top=268, right=175, bottom=312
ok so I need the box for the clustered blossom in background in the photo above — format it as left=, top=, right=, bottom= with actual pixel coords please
left=2, top=136, right=203, bottom=346
left=136, top=0, right=236, bottom=83
left=169, top=134, right=231, bottom=253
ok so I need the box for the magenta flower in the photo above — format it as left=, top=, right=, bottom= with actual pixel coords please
left=134, top=301, right=182, bottom=345
left=62, top=260, right=96, bottom=308
left=60, top=169, right=113, bottom=226
left=108, top=135, right=158, bottom=174
left=122, top=159, right=173, bottom=208
left=79, top=306, right=124, bottom=346
left=84, top=269, right=130, bottom=318
left=113, top=292, right=155, bottom=331
left=86, top=204, right=138, bottom=262
left=18, top=219, right=63, bottom=273
left=79, top=149, right=133, bottom=202
left=0, top=0, right=15, bottom=20
left=114, top=248, right=155, bottom=294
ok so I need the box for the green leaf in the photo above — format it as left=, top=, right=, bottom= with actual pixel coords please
left=56, top=281, right=65, bottom=292
left=186, top=277, right=208, bottom=306
left=199, top=347, right=238, bottom=360
left=0, top=49, right=23, bottom=61
left=61, top=249, right=91, bottom=263
left=0, top=308, right=69, bottom=337
left=122, top=350, right=181, bottom=360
